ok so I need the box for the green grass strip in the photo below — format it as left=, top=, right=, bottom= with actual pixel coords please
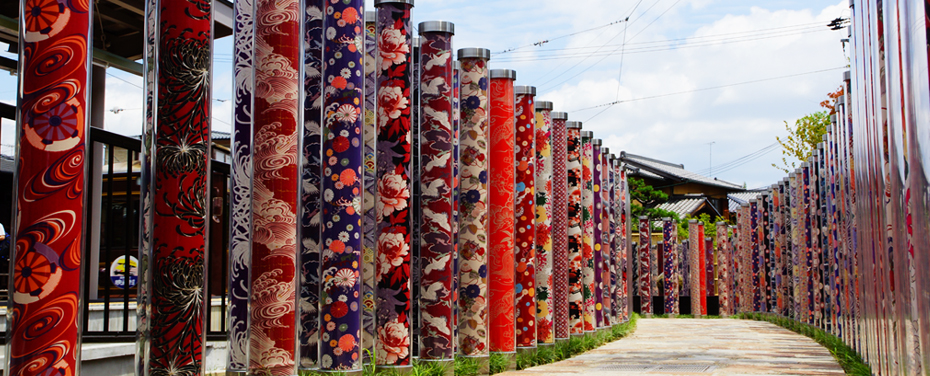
left=736, top=312, right=871, bottom=376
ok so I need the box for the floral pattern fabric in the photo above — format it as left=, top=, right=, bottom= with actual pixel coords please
left=488, top=76, right=515, bottom=352
left=374, top=2, right=412, bottom=367
left=600, top=152, right=612, bottom=326
left=456, top=56, right=490, bottom=356
left=319, top=0, right=365, bottom=371
left=417, top=30, right=456, bottom=360
left=514, top=92, right=536, bottom=348
left=362, top=16, right=378, bottom=362
left=581, top=135, right=596, bottom=331
left=717, top=222, right=730, bottom=316
left=638, top=217, right=651, bottom=315
left=663, top=219, right=679, bottom=316
left=591, top=145, right=604, bottom=328
left=689, top=223, right=701, bottom=315
left=534, top=108, right=554, bottom=344
left=565, top=128, right=584, bottom=334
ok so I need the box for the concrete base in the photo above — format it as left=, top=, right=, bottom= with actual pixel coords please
left=418, top=359, right=454, bottom=376
left=537, top=342, right=556, bottom=347
left=644, top=313, right=653, bottom=318
left=516, top=347, right=537, bottom=357
left=375, top=365, right=414, bottom=375
left=668, top=314, right=678, bottom=318
left=458, top=355, right=490, bottom=375
left=226, top=371, right=248, bottom=376
left=493, top=351, right=517, bottom=371
left=555, top=337, right=570, bottom=345
left=570, top=333, right=586, bottom=339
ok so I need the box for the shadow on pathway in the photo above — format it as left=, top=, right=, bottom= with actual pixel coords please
left=497, top=318, right=844, bottom=376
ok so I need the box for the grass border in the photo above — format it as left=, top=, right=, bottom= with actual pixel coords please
left=736, top=312, right=871, bottom=376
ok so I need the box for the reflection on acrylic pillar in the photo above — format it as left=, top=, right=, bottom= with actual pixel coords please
left=374, top=0, right=414, bottom=368
left=638, top=216, right=652, bottom=316
left=410, top=36, right=421, bottom=357
left=138, top=0, right=212, bottom=373
left=229, top=0, right=254, bottom=370
left=663, top=219, right=679, bottom=316
left=600, top=151, right=612, bottom=325
left=514, top=86, right=537, bottom=348
left=417, top=21, right=456, bottom=360
left=299, top=0, right=324, bottom=369
left=551, top=114, right=571, bottom=338
left=534, top=103, right=555, bottom=344
left=581, top=132, right=596, bottom=331
left=456, top=48, right=491, bottom=357
left=489, top=69, right=517, bottom=353
left=565, top=122, right=584, bottom=334
left=250, top=0, right=300, bottom=370
left=717, top=222, right=730, bottom=316
left=319, top=0, right=365, bottom=371
left=591, top=142, right=604, bottom=328
left=688, top=220, right=701, bottom=316
left=137, top=0, right=156, bottom=371
left=452, top=61, right=461, bottom=354
left=10, top=0, right=91, bottom=371
left=362, top=11, right=378, bottom=363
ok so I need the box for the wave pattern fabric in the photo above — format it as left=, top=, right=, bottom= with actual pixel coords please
left=488, top=76, right=516, bottom=352
left=374, top=1, right=413, bottom=367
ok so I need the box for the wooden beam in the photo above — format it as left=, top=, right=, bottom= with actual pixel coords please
left=106, top=0, right=144, bottom=16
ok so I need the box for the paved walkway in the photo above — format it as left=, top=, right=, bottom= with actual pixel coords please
left=498, top=318, right=845, bottom=376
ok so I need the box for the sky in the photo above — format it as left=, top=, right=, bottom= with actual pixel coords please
left=0, top=0, right=849, bottom=190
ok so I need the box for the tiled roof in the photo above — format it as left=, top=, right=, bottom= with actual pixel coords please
left=655, top=196, right=708, bottom=219
left=620, top=152, right=744, bottom=191
left=727, top=190, right=767, bottom=212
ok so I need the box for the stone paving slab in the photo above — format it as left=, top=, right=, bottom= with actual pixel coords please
left=496, top=319, right=845, bottom=376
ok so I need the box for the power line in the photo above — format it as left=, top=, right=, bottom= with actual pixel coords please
left=696, top=142, right=780, bottom=175
left=568, top=66, right=848, bottom=112
left=107, top=72, right=143, bottom=89
left=493, top=18, right=629, bottom=55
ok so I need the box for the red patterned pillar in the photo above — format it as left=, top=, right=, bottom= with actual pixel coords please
left=513, top=85, right=537, bottom=350
left=638, top=216, right=652, bottom=316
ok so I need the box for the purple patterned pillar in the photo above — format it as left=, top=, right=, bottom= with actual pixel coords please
left=417, top=20, right=456, bottom=363
left=618, top=164, right=630, bottom=322
left=638, top=216, right=652, bottom=316
left=565, top=121, right=584, bottom=335
left=229, top=0, right=253, bottom=370
left=362, top=11, right=378, bottom=363
left=551, top=112, right=570, bottom=340
left=534, top=102, right=554, bottom=344
left=373, top=0, right=414, bottom=370
left=456, top=47, right=491, bottom=361
left=663, top=218, right=679, bottom=317
left=514, top=86, right=537, bottom=350
left=320, top=0, right=365, bottom=371
left=299, top=0, right=324, bottom=369
left=591, top=139, right=604, bottom=328
left=452, top=59, right=461, bottom=354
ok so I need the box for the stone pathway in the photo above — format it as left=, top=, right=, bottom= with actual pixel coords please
left=497, top=318, right=845, bottom=376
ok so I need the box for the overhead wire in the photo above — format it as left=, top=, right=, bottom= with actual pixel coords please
left=493, top=18, right=629, bottom=55
left=695, top=142, right=780, bottom=176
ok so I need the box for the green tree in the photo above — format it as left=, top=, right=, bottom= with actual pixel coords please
left=773, top=86, right=844, bottom=173
left=628, top=177, right=681, bottom=230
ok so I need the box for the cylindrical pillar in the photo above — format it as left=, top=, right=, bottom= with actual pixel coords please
left=417, top=20, right=456, bottom=362
left=452, top=59, right=461, bottom=355
left=663, top=218, right=679, bottom=317
left=566, top=121, right=584, bottom=335
left=456, top=47, right=491, bottom=363
left=138, top=0, right=213, bottom=373
left=10, top=0, right=92, bottom=372
left=581, top=130, right=596, bottom=331
left=717, top=222, right=730, bottom=317
left=600, top=148, right=612, bottom=326
left=362, top=10, right=378, bottom=363
left=551, top=112, right=571, bottom=340
left=591, top=139, right=604, bottom=328
left=489, top=68, right=517, bottom=360
left=618, top=163, right=630, bottom=322
left=320, top=0, right=365, bottom=371
left=250, top=0, right=300, bottom=371
left=513, top=85, right=537, bottom=350
left=229, top=0, right=254, bottom=370
left=750, top=198, right=762, bottom=314
left=373, top=0, right=414, bottom=370
left=607, top=154, right=619, bottom=324
left=610, top=156, right=625, bottom=323
left=534, top=102, right=555, bottom=344
left=638, top=216, right=652, bottom=316
left=700, top=224, right=709, bottom=316
left=688, top=220, right=701, bottom=316
left=298, top=0, right=324, bottom=370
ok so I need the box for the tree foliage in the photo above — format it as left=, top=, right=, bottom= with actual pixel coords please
left=772, top=86, right=844, bottom=174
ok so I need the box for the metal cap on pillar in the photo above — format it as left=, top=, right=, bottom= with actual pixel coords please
left=419, top=20, right=455, bottom=34
left=454, top=61, right=461, bottom=70
left=592, top=139, right=602, bottom=146
left=375, top=0, right=415, bottom=5
left=458, top=48, right=491, bottom=60
left=566, top=121, right=582, bottom=129
left=514, top=85, right=536, bottom=95
left=490, top=69, right=517, bottom=80
left=535, top=101, right=553, bottom=111
left=365, top=11, right=376, bottom=22
left=551, top=111, right=568, bottom=120
left=581, top=131, right=593, bottom=138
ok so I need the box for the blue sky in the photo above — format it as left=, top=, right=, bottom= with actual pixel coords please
left=0, top=0, right=848, bottom=189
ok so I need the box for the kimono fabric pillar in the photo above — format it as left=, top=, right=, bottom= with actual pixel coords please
left=514, top=86, right=537, bottom=352
left=362, top=11, right=378, bottom=364
left=373, top=0, right=414, bottom=371
left=663, top=218, right=679, bottom=317
left=534, top=101, right=555, bottom=345
left=590, top=139, right=604, bottom=329
left=750, top=199, right=762, bottom=313
left=688, top=220, right=701, bottom=316
left=618, top=161, right=630, bottom=322
left=250, top=0, right=300, bottom=370
left=637, top=216, right=651, bottom=317
left=229, top=0, right=254, bottom=370
left=299, top=0, right=324, bottom=369
left=137, top=0, right=156, bottom=370
left=565, top=121, right=584, bottom=336
left=551, top=112, right=571, bottom=341
left=417, top=20, right=456, bottom=364
left=698, top=222, right=707, bottom=316
left=717, top=221, right=730, bottom=317
left=456, top=47, right=491, bottom=370
left=611, top=156, right=626, bottom=323
left=320, top=0, right=365, bottom=371
left=138, top=0, right=212, bottom=373
left=600, top=148, right=612, bottom=327
left=452, top=60, right=461, bottom=355
left=607, top=153, right=620, bottom=324
left=410, top=35, right=421, bottom=358
left=488, top=68, right=517, bottom=368
left=580, top=130, right=596, bottom=331
left=9, top=0, right=91, bottom=371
